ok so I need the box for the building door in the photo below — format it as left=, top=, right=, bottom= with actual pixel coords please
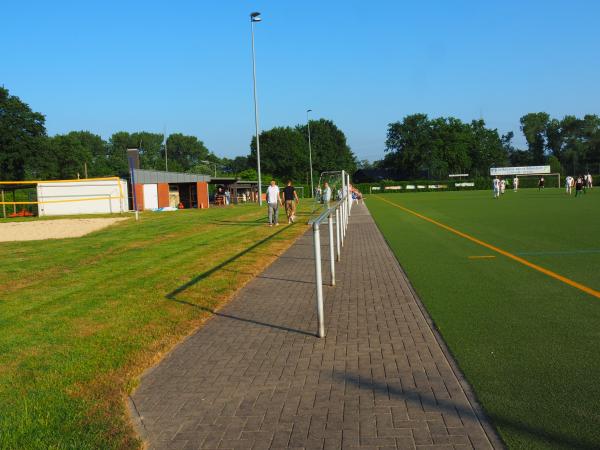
left=143, top=184, right=159, bottom=210
left=169, top=185, right=180, bottom=208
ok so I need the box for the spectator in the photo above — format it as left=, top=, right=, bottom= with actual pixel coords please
left=266, top=180, right=282, bottom=226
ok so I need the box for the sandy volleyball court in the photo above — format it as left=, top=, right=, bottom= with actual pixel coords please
left=0, top=218, right=128, bottom=242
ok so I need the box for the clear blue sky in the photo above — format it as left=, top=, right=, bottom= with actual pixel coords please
left=2, top=0, right=599, bottom=162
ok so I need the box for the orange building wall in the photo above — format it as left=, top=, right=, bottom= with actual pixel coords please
left=157, top=183, right=170, bottom=208
left=197, top=182, right=209, bottom=208
left=133, top=184, right=144, bottom=211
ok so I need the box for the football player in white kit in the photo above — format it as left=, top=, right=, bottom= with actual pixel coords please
left=493, top=176, right=501, bottom=199
left=565, top=175, right=573, bottom=194
left=500, top=178, right=506, bottom=194
left=513, top=176, right=519, bottom=192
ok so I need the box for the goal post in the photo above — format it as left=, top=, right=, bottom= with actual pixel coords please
left=511, top=173, right=561, bottom=189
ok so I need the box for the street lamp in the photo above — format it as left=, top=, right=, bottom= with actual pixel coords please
left=250, top=11, right=263, bottom=205
left=307, top=109, right=314, bottom=198
left=200, top=160, right=217, bottom=177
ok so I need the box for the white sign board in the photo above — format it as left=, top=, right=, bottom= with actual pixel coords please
left=490, top=166, right=550, bottom=176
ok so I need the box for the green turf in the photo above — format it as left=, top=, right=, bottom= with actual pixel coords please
left=366, top=188, right=600, bottom=449
left=0, top=204, right=310, bottom=449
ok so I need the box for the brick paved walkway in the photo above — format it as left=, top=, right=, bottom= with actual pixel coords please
left=130, top=203, right=502, bottom=450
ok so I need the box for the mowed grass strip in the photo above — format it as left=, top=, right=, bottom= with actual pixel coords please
left=367, top=189, right=600, bottom=450
left=0, top=204, right=310, bottom=449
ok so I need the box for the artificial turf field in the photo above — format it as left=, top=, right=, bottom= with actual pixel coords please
left=366, top=188, right=599, bottom=450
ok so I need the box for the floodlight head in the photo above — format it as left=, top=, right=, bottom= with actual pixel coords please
left=250, top=12, right=261, bottom=22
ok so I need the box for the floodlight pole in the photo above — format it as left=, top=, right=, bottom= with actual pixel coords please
left=250, top=12, right=263, bottom=206
left=307, top=109, right=314, bottom=198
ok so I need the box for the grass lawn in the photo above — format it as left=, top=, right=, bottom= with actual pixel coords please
left=366, top=188, right=600, bottom=450
left=0, top=203, right=310, bottom=449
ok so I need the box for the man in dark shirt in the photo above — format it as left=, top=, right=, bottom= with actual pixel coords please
left=283, top=180, right=299, bottom=224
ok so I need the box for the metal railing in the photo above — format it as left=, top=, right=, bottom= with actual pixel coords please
left=308, top=171, right=352, bottom=337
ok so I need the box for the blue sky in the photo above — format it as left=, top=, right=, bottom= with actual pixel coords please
left=2, top=0, right=599, bottom=161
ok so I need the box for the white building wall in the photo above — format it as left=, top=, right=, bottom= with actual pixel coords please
left=142, top=184, right=159, bottom=210
left=37, top=180, right=128, bottom=216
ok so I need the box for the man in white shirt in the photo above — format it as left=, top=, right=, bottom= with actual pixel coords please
left=500, top=178, right=506, bottom=194
left=493, top=176, right=500, bottom=199
left=565, top=175, right=573, bottom=195
left=586, top=173, right=593, bottom=189
left=513, top=176, right=519, bottom=192
left=266, top=180, right=282, bottom=226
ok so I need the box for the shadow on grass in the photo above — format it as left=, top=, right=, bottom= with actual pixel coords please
left=209, top=217, right=267, bottom=226
left=336, top=370, right=597, bottom=450
left=166, top=225, right=288, bottom=299
left=165, top=224, right=315, bottom=337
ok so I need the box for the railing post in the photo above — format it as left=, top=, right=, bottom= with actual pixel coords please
left=335, top=207, right=341, bottom=261
left=313, top=223, right=325, bottom=338
left=340, top=202, right=345, bottom=247
left=328, top=212, right=335, bottom=286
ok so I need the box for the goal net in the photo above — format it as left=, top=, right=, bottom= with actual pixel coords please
left=510, top=173, right=561, bottom=189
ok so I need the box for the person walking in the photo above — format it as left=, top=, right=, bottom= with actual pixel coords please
left=283, top=180, right=299, bottom=224
left=266, top=179, right=282, bottom=226
left=322, top=182, right=332, bottom=204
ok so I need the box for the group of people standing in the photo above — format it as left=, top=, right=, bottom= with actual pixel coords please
left=492, top=176, right=513, bottom=198
left=565, top=174, right=593, bottom=197
left=493, top=173, right=594, bottom=198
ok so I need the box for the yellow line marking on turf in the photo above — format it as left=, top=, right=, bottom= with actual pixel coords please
left=468, top=255, right=496, bottom=259
left=373, top=195, right=600, bottom=299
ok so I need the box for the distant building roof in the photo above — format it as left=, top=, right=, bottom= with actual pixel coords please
left=133, top=169, right=210, bottom=184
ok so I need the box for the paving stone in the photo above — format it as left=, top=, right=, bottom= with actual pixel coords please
left=131, top=203, right=502, bottom=449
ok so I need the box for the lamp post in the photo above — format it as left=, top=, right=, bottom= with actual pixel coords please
left=250, top=11, right=263, bottom=205
left=201, top=160, right=217, bottom=177
left=307, top=109, right=314, bottom=198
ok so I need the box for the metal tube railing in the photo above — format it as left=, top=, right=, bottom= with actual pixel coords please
left=308, top=186, right=351, bottom=338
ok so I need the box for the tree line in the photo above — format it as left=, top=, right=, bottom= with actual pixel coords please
left=377, top=113, right=600, bottom=179
left=3, top=85, right=598, bottom=184
left=0, top=86, right=357, bottom=183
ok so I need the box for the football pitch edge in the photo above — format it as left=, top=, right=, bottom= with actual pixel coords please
left=365, top=191, right=600, bottom=450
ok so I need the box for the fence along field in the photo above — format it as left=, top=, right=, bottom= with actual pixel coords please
left=366, top=189, right=600, bottom=449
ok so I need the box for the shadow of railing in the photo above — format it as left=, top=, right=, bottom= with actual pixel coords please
left=169, top=297, right=315, bottom=337
left=166, top=225, right=288, bottom=299
left=165, top=225, right=316, bottom=337
left=336, top=370, right=596, bottom=450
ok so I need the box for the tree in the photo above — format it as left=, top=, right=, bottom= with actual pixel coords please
left=384, top=115, right=506, bottom=178
left=248, top=127, right=307, bottom=181
left=106, top=132, right=133, bottom=176
left=468, top=119, right=507, bottom=175
left=64, top=131, right=110, bottom=177
left=165, top=133, right=211, bottom=172
left=520, top=112, right=549, bottom=164
left=134, top=132, right=165, bottom=171
left=384, top=114, right=432, bottom=177
left=0, top=87, right=47, bottom=180
left=46, top=134, right=94, bottom=179
left=296, top=119, right=357, bottom=177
